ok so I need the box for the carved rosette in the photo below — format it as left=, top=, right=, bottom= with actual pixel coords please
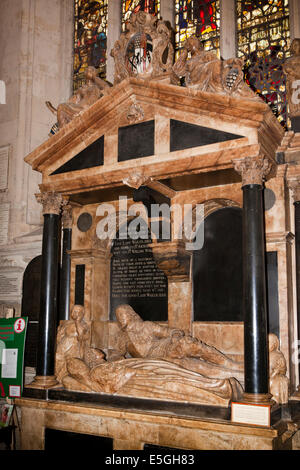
left=127, top=103, right=144, bottom=124
left=233, top=157, right=272, bottom=187
left=36, top=191, right=63, bottom=215
left=61, top=203, right=73, bottom=229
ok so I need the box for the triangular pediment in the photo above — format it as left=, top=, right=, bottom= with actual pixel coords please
left=24, top=78, right=284, bottom=195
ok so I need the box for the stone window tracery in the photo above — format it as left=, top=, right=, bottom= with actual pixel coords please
left=236, top=0, right=291, bottom=127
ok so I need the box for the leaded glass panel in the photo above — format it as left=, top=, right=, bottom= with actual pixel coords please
left=74, top=0, right=108, bottom=91
left=175, top=0, right=220, bottom=59
left=236, top=0, right=290, bottom=127
left=122, top=1, right=161, bottom=31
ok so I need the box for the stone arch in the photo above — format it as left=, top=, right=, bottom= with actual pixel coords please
left=175, top=198, right=241, bottom=244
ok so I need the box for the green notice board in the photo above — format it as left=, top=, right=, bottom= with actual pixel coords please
left=0, top=317, right=28, bottom=398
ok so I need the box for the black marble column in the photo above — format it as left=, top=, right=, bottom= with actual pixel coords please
left=31, top=192, right=63, bottom=389
left=242, top=184, right=269, bottom=396
left=234, top=157, right=272, bottom=403
left=59, top=204, right=72, bottom=322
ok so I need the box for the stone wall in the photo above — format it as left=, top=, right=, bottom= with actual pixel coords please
left=0, top=0, right=74, bottom=315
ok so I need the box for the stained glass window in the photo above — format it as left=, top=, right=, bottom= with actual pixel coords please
left=122, top=1, right=161, bottom=31
left=237, top=0, right=290, bottom=127
left=74, top=0, right=108, bottom=91
left=175, top=1, right=220, bottom=59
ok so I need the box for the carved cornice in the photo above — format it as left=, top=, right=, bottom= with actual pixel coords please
left=233, top=156, right=273, bottom=187
left=35, top=191, right=63, bottom=215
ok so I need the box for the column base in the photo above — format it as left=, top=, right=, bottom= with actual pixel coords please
left=26, top=375, right=60, bottom=390
left=242, top=392, right=276, bottom=407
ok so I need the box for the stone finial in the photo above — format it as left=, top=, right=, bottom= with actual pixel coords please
left=233, top=156, right=273, bottom=187
left=283, top=38, right=300, bottom=118
left=61, top=203, right=73, bottom=229
left=36, top=191, right=63, bottom=215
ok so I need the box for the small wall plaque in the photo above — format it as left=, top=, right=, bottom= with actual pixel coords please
left=231, top=402, right=271, bottom=427
left=0, top=203, right=10, bottom=245
left=0, top=145, right=9, bottom=191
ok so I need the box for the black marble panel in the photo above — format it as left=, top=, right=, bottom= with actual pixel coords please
left=21, top=255, right=42, bottom=368
left=45, top=428, right=113, bottom=451
left=47, top=388, right=231, bottom=421
left=170, top=119, right=244, bottom=152
left=118, top=120, right=155, bottom=161
left=75, top=264, right=85, bottom=306
left=266, top=252, right=280, bottom=338
left=24, top=387, right=299, bottom=427
left=193, top=208, right=280, bottom=328
left=51, top=135, right=104, bottom=175
left=24, top=322, right=38, bottom=368
left=193, top=207, right=243, bottom=322
left=291, top=116, right=300, bottom=133
left=21, top=256, right=42, bottom=322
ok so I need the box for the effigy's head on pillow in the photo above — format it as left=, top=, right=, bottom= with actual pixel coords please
left=115, top=304, right=142, bottom=330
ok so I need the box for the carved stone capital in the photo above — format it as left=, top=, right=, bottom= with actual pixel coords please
left=36, top=191, right=63, bottom=215
left=233, top=156, right=272, bottom=187
left=61, top=203, right=73, bottom=229
left=288, top=178, right=300, bottom=202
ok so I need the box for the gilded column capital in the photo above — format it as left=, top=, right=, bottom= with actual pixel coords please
left=233, top=156, right=272, bottom=187
left=36, top=191, right=63, bottom=215
left=288, top=179, right=300, bottom=203
left=61, top=202, right=73, bottom=229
